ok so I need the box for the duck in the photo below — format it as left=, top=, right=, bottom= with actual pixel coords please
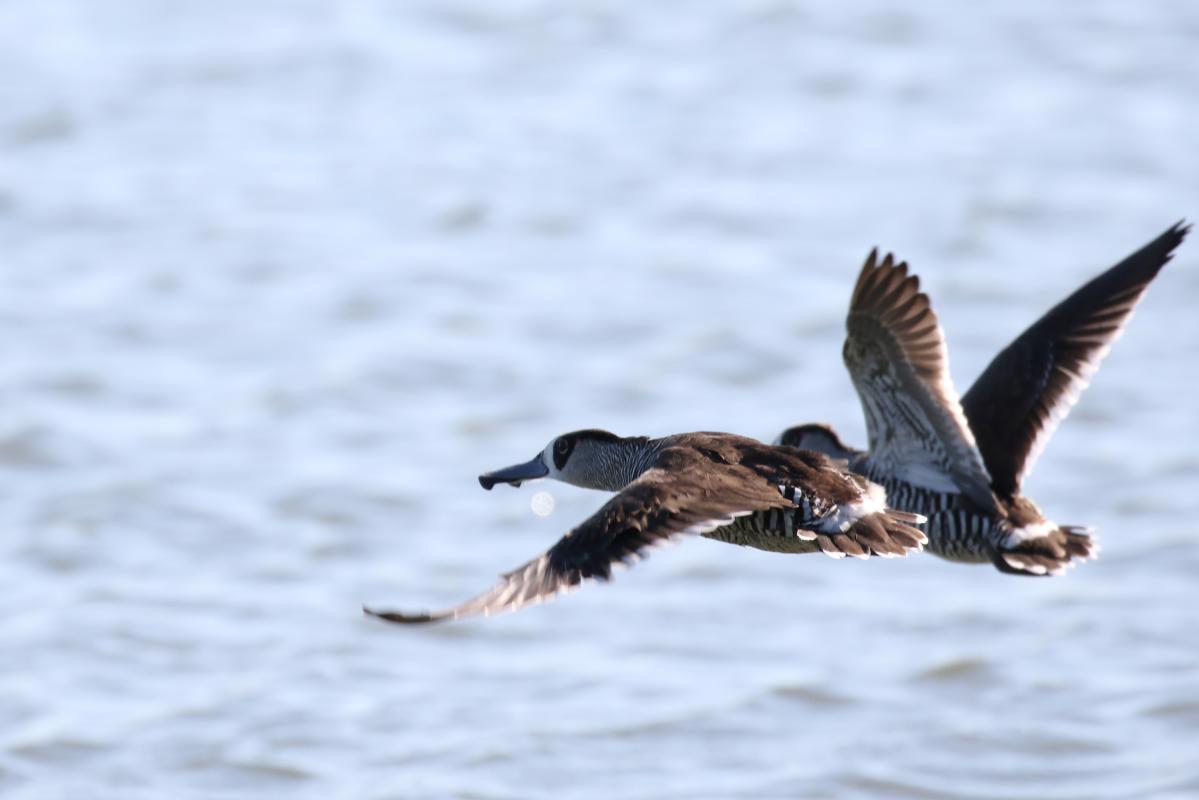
left=365, top=430, right=926, bottom=623
left=777, top=221, right=1189, bottom=576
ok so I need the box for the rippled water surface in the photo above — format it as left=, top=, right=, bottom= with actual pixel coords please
left=2, top=2, right=1198, bottom=798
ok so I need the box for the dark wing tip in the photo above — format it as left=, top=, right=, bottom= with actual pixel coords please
left=363, top=604, right=444, bottom=625
left=1121, top=219, right=1191, bottom=284
left=849, top=248, right=921, bottom=313
left=1163, top=218, right=1190, bottom=261
left=1146, top=218, right=1190, bottom=267
left=846, top=247, right=947, bottom=385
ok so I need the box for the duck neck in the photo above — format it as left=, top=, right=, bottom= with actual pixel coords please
left=574, top=436, right=661, bottom=491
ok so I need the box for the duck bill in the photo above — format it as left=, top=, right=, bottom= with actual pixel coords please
left=478, top=454, right=549, bottom=490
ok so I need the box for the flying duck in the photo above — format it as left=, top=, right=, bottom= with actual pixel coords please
left=365, top=430, right=926, bottom=623
left=777, top=221, right=1189, bottom=576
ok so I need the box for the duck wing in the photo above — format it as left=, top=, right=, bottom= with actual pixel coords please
left=842, top=250, right=998, bottom=513
left=364, top=448, right=797, bottom=624
left=961, top=221, right=1189, bottom=497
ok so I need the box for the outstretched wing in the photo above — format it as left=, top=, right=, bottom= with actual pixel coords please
left=365, top=450, right=794, bottom=624
left=962, top=221, right=1189, bottom=497
left=843, top=250, right=998, bottom=513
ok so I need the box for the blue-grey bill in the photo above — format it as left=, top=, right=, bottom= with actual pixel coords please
left=478, top=454, right=548, bottom=490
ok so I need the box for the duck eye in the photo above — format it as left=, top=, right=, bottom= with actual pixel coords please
left=552, top=437, right=573, bottom=469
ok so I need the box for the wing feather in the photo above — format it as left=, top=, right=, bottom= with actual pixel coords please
left=843, top=250, right=999, bottom=512
left=962, top=221, right=1189, bottom=496
left=364, top=450, right=798, bottom=624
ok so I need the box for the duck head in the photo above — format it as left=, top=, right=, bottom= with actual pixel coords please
left=479, top=429, right=644, bottom=492
left=774, top=423, right=861, bottom=461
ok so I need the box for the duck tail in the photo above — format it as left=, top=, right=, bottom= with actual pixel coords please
left=811, top=503, right=928, bottom=560
left=992, top=523, right=1097, bottom=576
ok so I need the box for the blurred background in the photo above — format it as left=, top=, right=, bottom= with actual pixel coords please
left=1, top=1, right=1197, bottom=798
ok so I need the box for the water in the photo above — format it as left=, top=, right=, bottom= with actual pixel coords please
left=1, top=2, right=1197, bottom=798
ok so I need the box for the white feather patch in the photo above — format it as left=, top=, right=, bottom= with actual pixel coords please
left=1003, top=519, right=1058, bottom=548
left=680, top=510, right=756, bottom=538
left=817, top=482, right=886, bottom=534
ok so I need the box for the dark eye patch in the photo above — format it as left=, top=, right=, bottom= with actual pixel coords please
left=553, top=436, right=575, bottom=470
